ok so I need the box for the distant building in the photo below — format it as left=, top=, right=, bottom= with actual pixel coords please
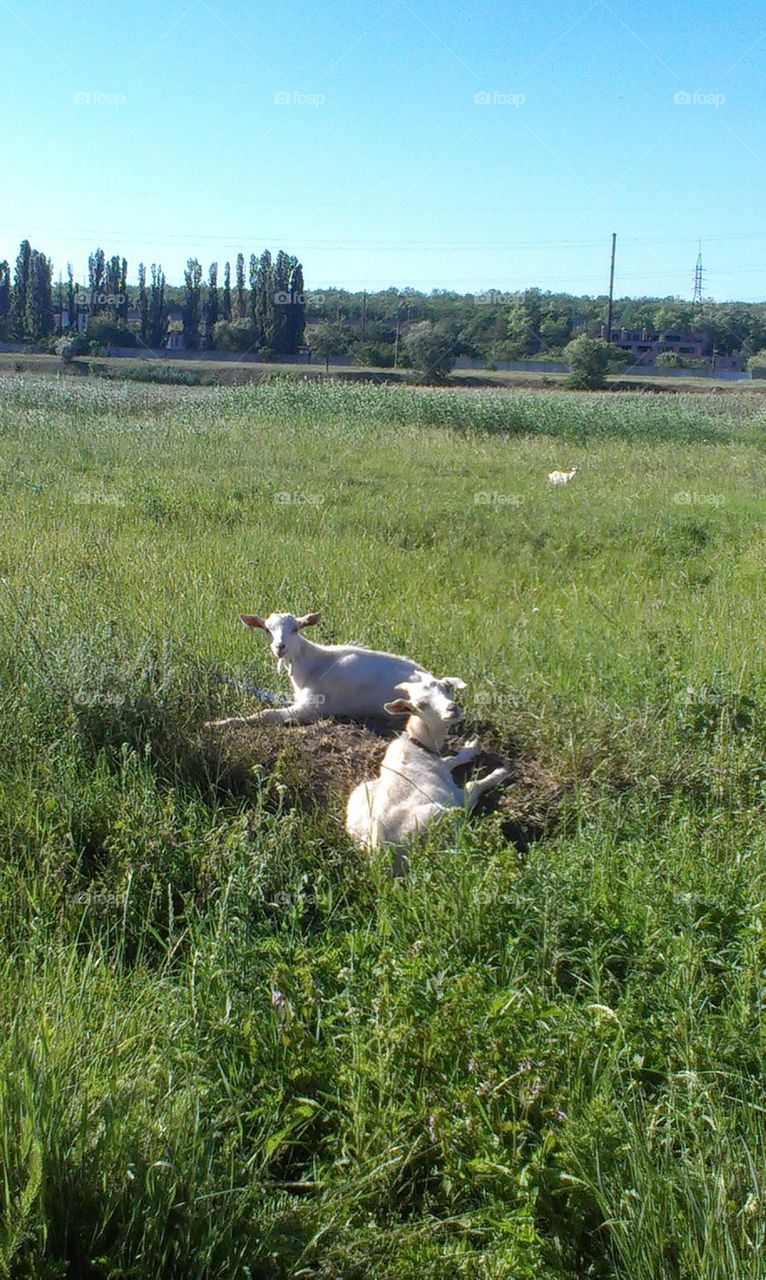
left=602, top=325, right=709, bottom=363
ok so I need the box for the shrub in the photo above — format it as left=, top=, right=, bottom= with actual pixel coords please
left=402, top=321, right=456, bottom=382
left=56, top=334, right=89, bottom=363
left=213, top=319, right=256, bottom=353
left=353, top=342, right=395, bottom=368
left=85, top=317, right=136, bottom=348
left=656, top=351, right=685, bottom=368
left=564, top=336, right=611, bottom=389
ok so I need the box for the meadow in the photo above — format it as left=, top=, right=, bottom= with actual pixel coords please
left=1, top=374, right=766, bottom=1279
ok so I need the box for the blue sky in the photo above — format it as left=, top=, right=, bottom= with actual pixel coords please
left=2, top=0, right=764, bottom=299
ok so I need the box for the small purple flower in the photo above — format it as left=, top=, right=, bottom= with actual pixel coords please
left=271, top=989, right=286, bottom=1008
left=555, top=1108, right=568, bottom=1124
left=518, top=1058, right=534, bottom=1074
left=467, top=1058, right=476, bottom=1073
left=528, top=1077, right=544, bottom=1102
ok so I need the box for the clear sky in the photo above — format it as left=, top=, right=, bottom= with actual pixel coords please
left=2, top=0, right=764, bottom=299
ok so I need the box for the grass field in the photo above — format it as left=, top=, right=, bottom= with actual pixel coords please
left=2, top=374, right=766, bottom=1278
left=2, top=349, right=764, bottom=395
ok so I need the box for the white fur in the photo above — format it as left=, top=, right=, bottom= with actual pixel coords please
left=548, top=467, right=578, bottom=486
left=346, top=675, right=509, bottom=871
left=207, top=610, right=431, bottom=728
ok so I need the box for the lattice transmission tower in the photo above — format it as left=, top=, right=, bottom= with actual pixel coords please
left=692, top=242, right=704, bottom=325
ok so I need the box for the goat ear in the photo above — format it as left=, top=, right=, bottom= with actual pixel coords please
left=443, top=676, right=467, bottom=691
left=384, top=699, right=416, bottom=715
left=296, top=612, right=321, bottom=629
left=240, top=614, right=267, bottom=630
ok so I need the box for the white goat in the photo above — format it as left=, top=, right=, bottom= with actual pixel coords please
left=346, top=676, right=510, bottom=870
left=206, top=611, right=429, bottom=728
left=548, top=467, right=578, bottom=486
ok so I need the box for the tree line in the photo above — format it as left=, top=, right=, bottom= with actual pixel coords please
left=3, top=237, right=766, bottom=363
left=0, top=241, right=306, bottom=356
left=303, top=286, right=766, bottom=365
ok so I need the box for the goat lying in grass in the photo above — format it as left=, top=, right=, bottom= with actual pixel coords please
left=548, top=466, right=578, bottom=486
left=346, top=676, right=509, bottom=871
left=206, top=610, right=429, bottom=728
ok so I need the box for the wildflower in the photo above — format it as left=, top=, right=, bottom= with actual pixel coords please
left=528, top=1077, right=544, bottom=1102
left=271, top=989, right=286, bottom=1008
left=428, top=1114, right=438, bottom=1143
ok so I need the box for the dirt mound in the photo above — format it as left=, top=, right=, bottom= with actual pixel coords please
left=188, top=716, right=566, bottom=848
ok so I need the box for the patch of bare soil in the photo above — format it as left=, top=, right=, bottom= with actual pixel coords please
left=188, top=716, right=567, bottom=848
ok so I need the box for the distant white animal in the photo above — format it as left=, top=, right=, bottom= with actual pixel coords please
left=346, top=675, right=510, bottom=871
left=206, top=611, right=429, bottom=728
left=548, top=467, right=578, bottom=486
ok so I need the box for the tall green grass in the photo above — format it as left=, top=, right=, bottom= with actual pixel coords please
left=1, top=375, right=766, bottom=1278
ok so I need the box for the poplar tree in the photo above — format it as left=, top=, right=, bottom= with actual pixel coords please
left=0, top=260, right=11, bottom=339
left=182, top=257, right=203, bottom=348
left=235, top=253, right=246, bottom=319
left=148, top=264, right=168, bottom=348
left=66, top=263, right=75, bottom=332
left=12, top=240, right=31, bottom=338
left=137, top=263, right=149, bottom=344
left=203, top=262, right=218, bottom=348
left=222, top=261, right=232, bottom=321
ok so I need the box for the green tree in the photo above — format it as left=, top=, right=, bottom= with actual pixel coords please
left=11, top=240, right=32, bottom=338
left=88, top=248, right=106, bottom=315
left=287, top=261, right=306, bottom=352
left=0, top=260, right=11, bottom=339
left=24, top=250, right=54, bottom=340
left=65, top=263, right=76, bottom=333
left=203, top=262, right=218, bottom=349
left=253, top=250, right=275, bottom=348
left=402, top=320, right=456, bottom=381
left=653, top=301, right=694, bottom=333
left=564, top=335, right=611, bottom=389
left=137, top=263, right=149, bottom=345
left=148, top=264, right=168, bottom=348
left=309, top=322, right=353, bottom=371
left=182, top=258, right=203, bottom=348
left=235, top=253, right=246, bottom=320
left=212, top=318, right=256, bottom=352
left=222, top=261, right=232, bottom=321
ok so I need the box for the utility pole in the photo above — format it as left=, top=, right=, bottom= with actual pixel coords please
left=605, top=232, right=616, bottom=341
left=362, top=290, right=367, bottom=340
left=394, top=313, right=400, bottom=368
